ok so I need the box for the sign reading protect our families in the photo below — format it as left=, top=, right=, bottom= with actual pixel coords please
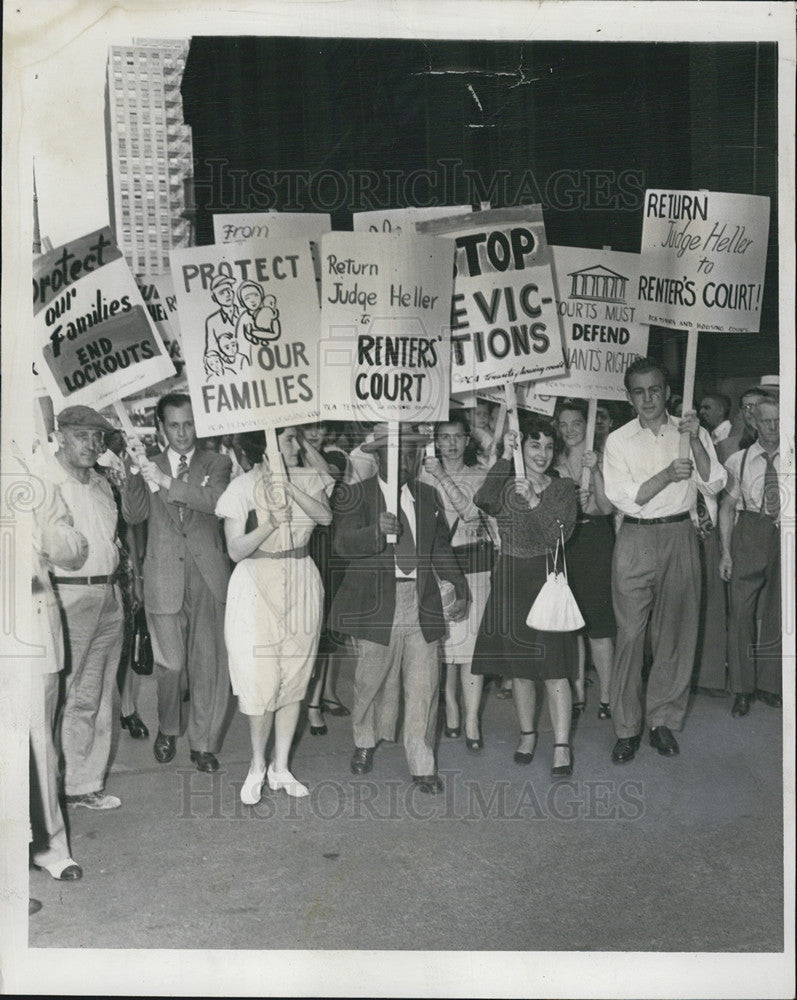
left=417, top=206, right=565, bottom=392
left=638, top=189, right=770, bottom=333
left=541, top=246, right=649, bottom=400
left=170, top=239, right=320, bottom=436
left=319, top=231, right=455, bottom=422
left=33, top=227, right=175, bottom=408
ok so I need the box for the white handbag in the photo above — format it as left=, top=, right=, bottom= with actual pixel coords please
left=526, top=523, right=585, bottom=632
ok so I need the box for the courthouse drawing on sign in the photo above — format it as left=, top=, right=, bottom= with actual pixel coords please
left=569, top=265, right=629, bottom=303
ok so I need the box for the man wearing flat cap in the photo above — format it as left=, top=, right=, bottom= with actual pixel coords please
left=203, top=275, right=241, bottom=377
left=46, top=405, right=125, bottom=810
left=329, top=424, right=470, bottom=794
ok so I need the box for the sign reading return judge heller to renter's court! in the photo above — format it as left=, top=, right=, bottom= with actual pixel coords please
left=33, top=227, right=175, bottom=408
left=541, top=245, right=649, bottom=401
left=639, top=189, right=770, bottom=333
left=319, top=231, right=455, bottom=423
left=169, top=238, right=320, bottom=437
left=417, top=206, right=565, bottom=393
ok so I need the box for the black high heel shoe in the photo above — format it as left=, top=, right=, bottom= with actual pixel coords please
left=513, top=730, right=537, bottom=765
left=320, top=697, right=350, bottom=717
left=444, top=725, right=461, bottom=738
left=597, top=702, right=611, bottom=719
left=571, top=700, right=586, bottom=719
left=307, top=705, right=327, bottom=736
left=465, top=725, right=483, bottom=753
left=551, top=742, right=574, bottom=777
left=120, top=712, right=149, bottom=739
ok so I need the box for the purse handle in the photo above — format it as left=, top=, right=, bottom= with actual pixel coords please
left=545, top=521, right=569, bottom=580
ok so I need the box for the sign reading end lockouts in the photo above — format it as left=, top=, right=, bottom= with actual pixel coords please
left=417, top=206, right=565, bottom=392
left=170, top=238, right=320, bottom=437
left=33, top=227, right=174, bottom=407
left=542, top=246, right=649, bottom=400
left=639, top=189, right=770, bottom=333
left=319, top=231, right=455, bottom=423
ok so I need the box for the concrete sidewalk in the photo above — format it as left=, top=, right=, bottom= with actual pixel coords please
left=29, top=651, right=784, bottom=953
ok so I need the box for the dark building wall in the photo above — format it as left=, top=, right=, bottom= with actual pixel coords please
left=181, top=37, right=778, bottom=383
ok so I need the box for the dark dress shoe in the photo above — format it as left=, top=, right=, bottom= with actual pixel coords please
left=756, top=690, right=782, bottom=708
left=649, top=726, right=679, bottom=756
left=190, top=750, right=219, bottom=773
left=611, top=735, right=641, bottom=764
left=350, top=746, right=374, bottom=775
left=120, top=712, right=149, bottom=739
left=412, top=774, right=444, bottom=794
left=465, top=733, right=483, bottom=753
left=597, top=702, right=611, bottom=720
left=732, top=693, right=752, bottom=717
left=444, top=726, right=461, bottom=738
left=551, top=743, right=574, bottom=777
left=321, top=697, right=350, bottom=717
left=153, top=731, right=177, bottom=763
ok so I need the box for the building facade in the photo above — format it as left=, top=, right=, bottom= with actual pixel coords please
left=105, top=38, right=194, bottom=275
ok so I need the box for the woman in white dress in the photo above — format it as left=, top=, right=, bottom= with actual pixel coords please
left=422, top=415, right=497, bottom=752
left=216, top=428, right=332, bottom=803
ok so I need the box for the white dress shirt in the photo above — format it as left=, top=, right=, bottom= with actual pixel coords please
left=711, top=419, right=732, bottom=443
left=603, top=414, right=726, bottom=519
left=377, top=477, right=417, bottom=580
left=724, top=441, right=780, bottom=512
left=166, top=446, right=196, bottom=478
left=45, top=456, right=119, bottom=577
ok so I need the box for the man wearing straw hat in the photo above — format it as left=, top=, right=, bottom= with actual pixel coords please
left=330, top=424, right=469, bottom=793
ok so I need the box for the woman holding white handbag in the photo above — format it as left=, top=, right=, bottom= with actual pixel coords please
left=471, top=414, right=579, bottom=777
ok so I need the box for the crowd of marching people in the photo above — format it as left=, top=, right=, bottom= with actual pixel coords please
left=28, top=357, right=782, bottom=909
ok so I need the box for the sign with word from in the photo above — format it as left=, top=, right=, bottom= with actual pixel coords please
left=417, top=206, right=565, bottom=392
left=542, top=246, right=648, bottom=400
left=33, top=227, right=174, bottom=408
left=170, top=238, right=320, bottom=436
left=639, top=189, right=770, bottom=333
left=319, top=231, right=455, bottom=422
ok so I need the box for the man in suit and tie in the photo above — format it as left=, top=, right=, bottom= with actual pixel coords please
left=121, top=393, right=232, bottom=772
left=329, top=425, right=469, bottom=794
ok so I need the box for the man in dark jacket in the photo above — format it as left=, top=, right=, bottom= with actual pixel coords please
left=330, top=425, right=469, bottom=793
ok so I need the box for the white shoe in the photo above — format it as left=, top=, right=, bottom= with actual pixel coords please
left=67, top=791, right=121, bottom=810
left=240, top=763, right=266, bottom=805
left=267, top=764, right=309, bottom=798
left=37, top=857, right=83, bottom=881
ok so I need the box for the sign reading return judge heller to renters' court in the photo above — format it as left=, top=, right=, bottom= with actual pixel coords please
left=33, top=227, right=175, bottom=408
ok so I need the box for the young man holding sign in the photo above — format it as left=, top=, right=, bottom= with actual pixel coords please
left=603, top=359, right=726, bottom=762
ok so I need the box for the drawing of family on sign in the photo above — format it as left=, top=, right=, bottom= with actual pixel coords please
left=203, top=275, right=282, bottom=379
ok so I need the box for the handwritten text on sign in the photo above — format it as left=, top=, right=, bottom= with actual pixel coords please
left=320, top=231, right=454, bottom=422
left=638, top=189, right=770, bottom=333
left=33, top=227, right=174, bottom=407
left=542, top=246, right=648, bottom=400
left=169, top=239, right=320, bottom=436
left=417, top=207, right=565, bottom=391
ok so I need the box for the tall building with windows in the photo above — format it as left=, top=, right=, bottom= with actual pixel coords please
left=105, top=38, right=194, bottom=275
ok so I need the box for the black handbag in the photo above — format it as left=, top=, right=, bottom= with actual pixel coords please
left=130, top=607, right=154, bottom=676
left=448, top=512, right=497, bottom=576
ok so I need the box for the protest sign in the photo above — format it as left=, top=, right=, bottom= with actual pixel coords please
left=417, top=206, right=565, bottom=392
left=169, top=238, right=321, bottom=437
left=136, top=273, right=185, bottom=378
left=638, top=189, right=770, bottom=333
left=319, top=231, right=455, bottom=423
left=541, top=245, right=648, bottom=400
left=33, top=227, right=175, bottom=409
left=353, top=205, right=472, bottom=234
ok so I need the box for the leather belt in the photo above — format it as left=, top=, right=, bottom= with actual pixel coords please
left=51, top=572, right=118, bottom=585
left=623, top=512, right=691, bottom=526
left=249, top=545, right=308, bottom=560
left=395, top=577, right=417, bottom=583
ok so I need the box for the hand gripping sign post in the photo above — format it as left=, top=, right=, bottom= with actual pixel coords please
left=33, top=227, right=175, bottom=410
left=544, top=244, right=649, bottom=487
left=639, top=189, right=770, bottom=457
left=319, top=231, right=455, bottom=538
left=418, top=206, right=566, bottom=479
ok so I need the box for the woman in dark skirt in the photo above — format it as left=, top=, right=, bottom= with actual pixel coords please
left=472, top=414, right=578, bottom=776
left=555, top=400, right=616, bottom=720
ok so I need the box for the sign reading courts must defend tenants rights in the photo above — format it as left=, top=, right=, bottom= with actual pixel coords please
left=319, top=231, right=455, bottom=422
left=169, top=238, right=321, bottom=437
left=541, top=246, right=649, bottom=400
left=417, top=206, right=565, bottom=393
left=639, top=189, right=770, bottom=333
left=33, top=227, right=175, bottom=408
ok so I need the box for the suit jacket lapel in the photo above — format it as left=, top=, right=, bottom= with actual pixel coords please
left=155, top=449, right=182, bottom=523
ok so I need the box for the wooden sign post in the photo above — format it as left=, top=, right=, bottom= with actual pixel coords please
left=113, top=400, right=159, bottom=493
left=386, top=421, right=400, bottom=543
left=679, top=329, right=699, bottom=459
left=581, top=398, right=598, bottom=492
left=504, top=382, right=525, bottom=479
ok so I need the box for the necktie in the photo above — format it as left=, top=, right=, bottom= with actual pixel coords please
left=695, top=491, right=713, bottom=540
left=177, top=455, right=189, bottom=522
left=762, top=452, right=780, bottom=520
left=394, top=500, right=417, bottom=574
